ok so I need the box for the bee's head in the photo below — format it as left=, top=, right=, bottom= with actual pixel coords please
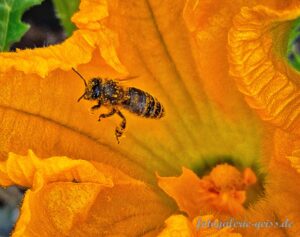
left=72, top=68, right=103, bottom=102
left=83, top=78, right=102, bottom=100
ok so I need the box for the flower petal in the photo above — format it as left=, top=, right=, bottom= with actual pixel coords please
left=182, top=0, right=259, bottom=119
left=287, top=148, right=300, bottom=173
left=157, top=215, right=194, bottom=237
left=0, top=0, right=126, bottom=77
left=0, top=150, right=174, bottom=236
left=0, top=150, right=112, bottom=190
left=16, top=179, right=173, bottom=237
left=228, top=5, right=300, bottom=135
left=0, top=150, right=112, bottom=236
left=242, top=130, right=300, bottom=236
left=158, top=167, right=213, bottom=219
left=181, top=0, right=269, bottom=171
left=14, top=182, right=102, bottom=237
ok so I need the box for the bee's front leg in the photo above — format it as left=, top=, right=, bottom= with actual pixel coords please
left=90, top=100, right=102, bottom=113
left=115, top=110, right=126, bottom=144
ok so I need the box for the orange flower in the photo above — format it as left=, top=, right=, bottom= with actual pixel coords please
left=0, top=0, right=300, bottom=236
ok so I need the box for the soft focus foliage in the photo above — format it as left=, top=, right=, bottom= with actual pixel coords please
left=52, top=0, right=80, bottom=36
left=0, top=0, right=43, bottom=51
left=287, top=17, right=300, bottom=71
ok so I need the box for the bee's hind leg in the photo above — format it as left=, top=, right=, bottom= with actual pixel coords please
left=115, top=110, right=126, bottom=144
left=98, top=108, right=117, bottom=121
left=97, top=108, right=126, bottom=144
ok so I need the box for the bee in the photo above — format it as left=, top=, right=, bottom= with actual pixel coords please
left=72, top=68, right=165, bottom=143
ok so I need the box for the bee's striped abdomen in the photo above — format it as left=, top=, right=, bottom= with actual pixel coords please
left=122, top=88, right=164, bottom=118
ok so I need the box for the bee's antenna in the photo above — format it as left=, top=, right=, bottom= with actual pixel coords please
left=72, top=67, right=87, bottom=87
left=77, top=92, right=86, bottom=102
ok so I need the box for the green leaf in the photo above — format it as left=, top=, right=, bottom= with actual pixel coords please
left=0, top=0, right=43, bottom=51
left=52, top=0, right=80, bottom=37
left=287, top=17, right=300, bottom=72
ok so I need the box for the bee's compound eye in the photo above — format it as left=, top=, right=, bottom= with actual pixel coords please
left=92, top=84, right=100, bottom=99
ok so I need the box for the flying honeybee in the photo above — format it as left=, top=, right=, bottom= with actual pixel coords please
left=72, top=68, right=165, bottom=143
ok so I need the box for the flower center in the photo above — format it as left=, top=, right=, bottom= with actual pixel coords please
left=158, top=163, right=260, bottom=219
left=208, top=163, right=256, bottom=191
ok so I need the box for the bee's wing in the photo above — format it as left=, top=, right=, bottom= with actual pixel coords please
left=119, top=75, right=139, bottom=81
left=118, top=75, right=139, bottom=84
